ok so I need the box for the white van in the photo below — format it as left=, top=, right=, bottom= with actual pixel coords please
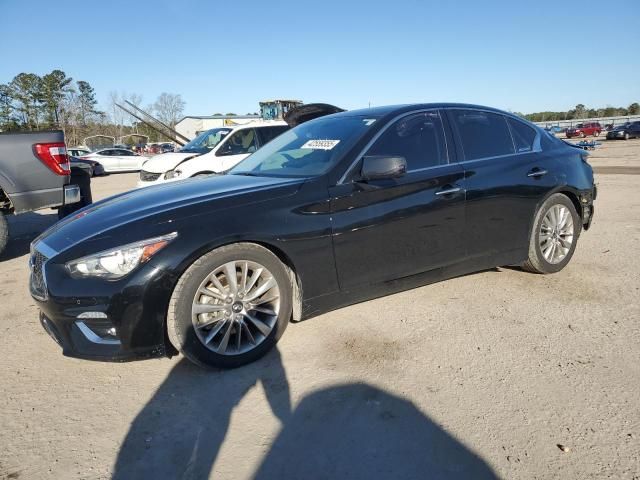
left=136, top=121, right=289, bottom=188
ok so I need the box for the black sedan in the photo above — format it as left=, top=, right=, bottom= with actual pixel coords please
left=606, top=121, right=640, bottom=140
left=30, top=104, right=596, bottom=369
left=69, top=156, right=107, bottom=177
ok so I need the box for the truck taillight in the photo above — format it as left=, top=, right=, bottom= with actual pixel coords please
left=33, top=142, right=70, bottom=175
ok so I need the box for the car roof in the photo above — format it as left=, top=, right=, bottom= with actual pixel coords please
left=325, top=103, right=524, bottom=121
left=230, top=120, right=288, bottom=130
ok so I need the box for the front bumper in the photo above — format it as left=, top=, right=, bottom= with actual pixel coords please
left=38, top=312, right=167, bottom=362
left=30, top=243, right=176, bottom=362
left=606, top=132, right=625, bottom=139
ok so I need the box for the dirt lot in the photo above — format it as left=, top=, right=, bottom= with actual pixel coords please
left=1, top=139, right=639, bottom=479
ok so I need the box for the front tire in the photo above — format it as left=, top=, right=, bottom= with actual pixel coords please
left=167, top=243, right=292, bottom=369
left=624, top=133, right=630, bottom=140
left=0, top=211, right=8, bottom=257
left=522, top=194, right=581, bottom=274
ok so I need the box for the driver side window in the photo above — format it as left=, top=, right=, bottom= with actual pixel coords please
left=366, top=111, right=447, bottom=171
left=217, top=129, right=257, bottom=156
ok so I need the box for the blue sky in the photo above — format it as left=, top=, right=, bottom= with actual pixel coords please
left=1, top=0, right=638, bottom=116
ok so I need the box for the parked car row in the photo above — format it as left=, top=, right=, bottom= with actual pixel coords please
left=29, top=103, right=596, bottom=369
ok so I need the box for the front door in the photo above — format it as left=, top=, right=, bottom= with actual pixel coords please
left=215, top=128, right=259, bottom=171
left=330, top=110, right=466, bottom=289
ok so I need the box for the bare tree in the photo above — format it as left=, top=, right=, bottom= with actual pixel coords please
left=153, top=92, right=185, bottom=129
left=125, top=93, right=143, bottom=132
left=108, top=91, right=126, bottom=139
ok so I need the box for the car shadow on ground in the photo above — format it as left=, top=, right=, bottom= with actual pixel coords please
left=0, top=211, right=58, bottom=262
left=113, top=350, right=497, bottom=479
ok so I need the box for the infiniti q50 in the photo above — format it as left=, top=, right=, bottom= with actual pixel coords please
left=30, top=104, right=596, bottom=368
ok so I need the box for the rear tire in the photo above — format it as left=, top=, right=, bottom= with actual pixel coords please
left=0, top=211, right=8, bottom=257
left=167, top=243, right=292, bottom=369
left=522, top=194, right=581, bottom=274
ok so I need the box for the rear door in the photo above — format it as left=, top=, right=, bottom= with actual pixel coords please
left=330, top=110, right=466, bottom=288
left=115, top=149, right=140, bottom=170
left=446, top=109, right=557, bottom=262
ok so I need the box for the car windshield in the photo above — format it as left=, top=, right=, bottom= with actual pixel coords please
left=229, top=115, right=379, bottom=178
left=180, top=128, right=231, bottom=153
left=575, top=124, right=584, bottom=128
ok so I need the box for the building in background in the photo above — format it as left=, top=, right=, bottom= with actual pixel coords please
left=174, top=115, right=260, bottom=140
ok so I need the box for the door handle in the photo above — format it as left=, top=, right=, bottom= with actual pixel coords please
left=435, top=186, right=462, bottom=196
left=527, top=168, right=548, bottom=178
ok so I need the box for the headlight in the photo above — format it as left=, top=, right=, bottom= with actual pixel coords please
left=66, top=233, right=177, bottom=279
left=164, top=169, right=182, bottom=180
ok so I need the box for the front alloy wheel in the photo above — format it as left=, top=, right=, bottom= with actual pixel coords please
left=168, top=243, right=292, bottom=368
left=191, top=260, right=280, bottom=355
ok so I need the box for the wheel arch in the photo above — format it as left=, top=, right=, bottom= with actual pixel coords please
left=0, top=187, right=13, bottom=213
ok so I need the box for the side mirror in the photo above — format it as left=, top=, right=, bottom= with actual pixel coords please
left=359, top=155, right=407, bottom=181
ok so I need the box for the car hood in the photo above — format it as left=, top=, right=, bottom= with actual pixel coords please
left=37, top=174, right=305, bottom=254
left=141, top=152, right=201, bottom=173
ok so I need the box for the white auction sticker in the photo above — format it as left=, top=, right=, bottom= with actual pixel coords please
left=301, top=139, right=340, bottom=150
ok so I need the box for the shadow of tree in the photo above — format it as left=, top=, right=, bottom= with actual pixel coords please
left=113, top=350, right=291, bottom=479
left=114, top=350, right=497, bottom=479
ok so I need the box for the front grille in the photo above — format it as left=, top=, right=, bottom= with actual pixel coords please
left=29, top=250, right=48, bottom=301
left=140, top=170, right=161, bottom=182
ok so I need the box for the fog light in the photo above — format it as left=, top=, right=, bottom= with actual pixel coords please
left=77, top=311, right=108, bottom=319
left=75, top=321, right=120, bottom=345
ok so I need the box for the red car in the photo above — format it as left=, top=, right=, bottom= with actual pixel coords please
left=565, top=122, right=602, bottom=138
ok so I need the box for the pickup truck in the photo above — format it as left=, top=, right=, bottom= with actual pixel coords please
left=0, top=130, right=80, bottom=256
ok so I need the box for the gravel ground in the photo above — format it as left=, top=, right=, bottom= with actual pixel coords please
left=1, top=139, right=639, bottom=479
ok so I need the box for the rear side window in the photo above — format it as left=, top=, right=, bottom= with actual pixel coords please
left=256, top=126, right=289, bottom=145
left=366, top=111, right=447, bottom=171
left=508, top=118, right=537, bottom=153
left=450, top=110, right=514, bottom=160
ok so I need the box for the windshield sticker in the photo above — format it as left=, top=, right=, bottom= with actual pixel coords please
left=363, top=119, right=376, bottom=126
left=301, top=139, right=340, bottom=150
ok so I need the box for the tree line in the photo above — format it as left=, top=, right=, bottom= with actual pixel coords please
left=0, top=69, right=185, bottom=147
left=520, top=103, right=640, bottom=123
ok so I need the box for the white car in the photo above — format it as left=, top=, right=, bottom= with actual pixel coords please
left=81, top=148, right=145, bottom=173
left=136, top=121, right=289, bottom=188
left=68, top=147, right=91, bottom=157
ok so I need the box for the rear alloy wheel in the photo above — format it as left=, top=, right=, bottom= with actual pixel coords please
left=167, top=243, right=292, bottom=368
left=522, top=194, right=581, bottom=274
left=0, top=211, right=8, bottom=257
left=594, top=131, right=600, bottom=137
